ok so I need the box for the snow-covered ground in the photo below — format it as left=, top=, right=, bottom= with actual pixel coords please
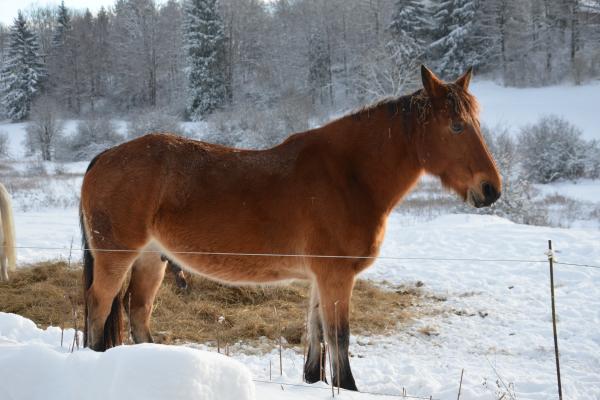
left=535, top=179, right=600, bottom=203
left=4, top=211, right=600, bottom=399
left=471, top=80, right=600, bottom=140
left=0, top=314, right=255, bottom=400
left=1, top=81, right=600, bottom=399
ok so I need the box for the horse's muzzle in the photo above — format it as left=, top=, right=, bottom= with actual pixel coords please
left=468, top=182, right=501, bottom=208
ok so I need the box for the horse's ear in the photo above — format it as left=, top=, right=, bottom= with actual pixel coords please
left=421, top=65, right=445, bottom=98
left=455, top=67, right=473, bottom=90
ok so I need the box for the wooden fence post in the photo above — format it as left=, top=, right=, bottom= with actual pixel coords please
left=547, top=240, right=563, bottom=400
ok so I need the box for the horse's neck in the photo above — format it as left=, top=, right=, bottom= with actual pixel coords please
left=322, top=108, right=423, bottom=214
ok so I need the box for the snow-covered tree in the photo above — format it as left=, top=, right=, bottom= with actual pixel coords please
left=25, top=96, right=63, bottom=161
left=53, top=1, right=70, bottom=49
left=94, top=6, right=111, bottom=100
left=48, top=1, right=86, bottom=113
left=464, top=124, right=548, bottom=226
left=388, top=0, right=431, bottom=62
left=0, top=12, right=45, bottom=121
left=127, top=109, right=184, bottom=138
left=371, top=0, right=430, bottom=98
left=353, top=41, right=420, bottom=100
left=184, top=0, right=228, bottom=120
left=111, top=0, right=161, bottom=109
left=56, top=114, right=123, bottom=161
left=157, top=0, right=187, bottom=112
left=429, top=0, right=479, bottom=79
left=518, top=115, right=590, bottom=183
left=308, top=28, right=332, bottom=105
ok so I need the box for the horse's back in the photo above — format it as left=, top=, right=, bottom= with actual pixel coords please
left=81, top=133, right=311, bottom=251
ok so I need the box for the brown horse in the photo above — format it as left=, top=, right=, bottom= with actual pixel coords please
left=80, top=66, right=500, bottom=391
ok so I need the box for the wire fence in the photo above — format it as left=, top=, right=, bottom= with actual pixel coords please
left=8, top=244, right=600, bottom=270
left=3, top=240, right=600, bottom=400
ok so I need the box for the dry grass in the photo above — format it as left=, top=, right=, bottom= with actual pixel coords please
left=0, top=262, right=423, bottom=347
left=0, top=261, right=83, bottom=328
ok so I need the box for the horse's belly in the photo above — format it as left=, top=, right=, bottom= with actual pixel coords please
left=180, top=254, right=310, bottom=284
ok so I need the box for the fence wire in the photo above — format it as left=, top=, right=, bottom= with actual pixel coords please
left=4, top=241, right=600, bottom=399
left=8, top=244, right=600, bottom=270
left=10, top=245, right=547, bottom=263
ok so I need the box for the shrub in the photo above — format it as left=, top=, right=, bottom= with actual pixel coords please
left=127, top=109, right=184, bottom=138
left=56, top=114, right=124, bottom=161
left=467, top=125, right=548, bottom=225
left=206, top=94, right=313, bottom=149
left=584, top=140, right=600, bottom=179
left=25, top=97, right=64, bottom=161
left=517, top=115, right=595, bottom=183
left=482, top=124, right=517, bottom=179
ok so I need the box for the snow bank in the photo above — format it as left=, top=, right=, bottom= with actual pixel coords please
left=0, top=313, right=255, bottom=400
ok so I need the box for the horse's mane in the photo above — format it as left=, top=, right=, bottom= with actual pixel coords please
left=346, top=84, right=479, bottom=126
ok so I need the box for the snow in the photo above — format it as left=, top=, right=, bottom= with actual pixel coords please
left=6, top=209, right=600, bottom=399
left=0, top=121, right=28, bottom=158
left=233, top=213, right=600, bottom=400
left=535, top=178, right=600, bottom=203
left=0, top=313, right=255, bottom=400
left=471, top=80, right=600, bottom=140
left=14, top=208, right=81, bottom=262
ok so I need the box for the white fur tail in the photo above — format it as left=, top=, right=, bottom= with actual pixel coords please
left=0, top=182, right=16, bottom=278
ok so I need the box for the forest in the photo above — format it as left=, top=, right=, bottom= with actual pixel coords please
left=1, top=0, right=599, bottom=127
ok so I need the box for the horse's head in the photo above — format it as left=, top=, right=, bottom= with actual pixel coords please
left=416, top=65, right=501, bottom=208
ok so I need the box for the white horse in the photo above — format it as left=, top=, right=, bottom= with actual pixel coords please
left=0, top=182, right=16, bottom=281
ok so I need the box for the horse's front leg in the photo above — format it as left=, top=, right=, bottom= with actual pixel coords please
left=314, top=269, right=358, bottom=391
left=304, top=284, right=327, bottom=384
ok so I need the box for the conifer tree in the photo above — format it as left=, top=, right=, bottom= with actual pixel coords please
left=53, top=1, right=71, bottom=49
left=429, top=0, right=478, bottom=78
left=388, top=0, right=431, bottom=61
left=0, top=11, right=45, bottom=121
left=49, top=1, right=82, bottom=113
left=184, top=0, right=227, bottom=120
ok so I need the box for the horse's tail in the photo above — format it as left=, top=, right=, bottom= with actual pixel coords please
left=81, top=206, right=93, bottom=347
left=0, top=183, right=17, bottom=274
left=81, top=155, right=123, bottom=350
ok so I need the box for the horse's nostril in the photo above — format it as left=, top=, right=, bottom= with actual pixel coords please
left=482, top=182, right=492, bottom=197
left=481, top=182, right=499, bottom=202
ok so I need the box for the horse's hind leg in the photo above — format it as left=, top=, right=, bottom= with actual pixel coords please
left=126, top=251, right=166, bottom=343
left=304, top=283, right=327, bottom=384
left=86, top=252, right=137, bottom=351
left=315, top=270, right=358, bottom=391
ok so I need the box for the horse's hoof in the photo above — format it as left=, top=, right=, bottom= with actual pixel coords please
left=336, top=376, right=358, bottom=391
left=88, top=342, right=106, bottom=352
left=303, top=369, right=327, bottom=385
left=175, top=273, right=188, bottom=290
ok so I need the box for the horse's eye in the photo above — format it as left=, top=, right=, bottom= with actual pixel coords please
left=450, top=121, right=464, bottom=134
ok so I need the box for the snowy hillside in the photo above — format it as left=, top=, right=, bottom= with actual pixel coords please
left=471, top=80, right=600, bottom=140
